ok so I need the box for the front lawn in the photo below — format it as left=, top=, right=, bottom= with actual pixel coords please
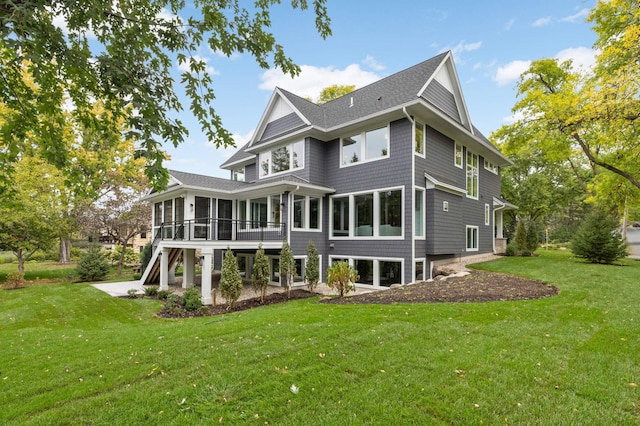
left=1, top=250, right=639, bottom=424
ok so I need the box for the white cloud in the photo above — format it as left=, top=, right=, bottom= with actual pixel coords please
left=505, top=18, right=516, bottom=31
left=493, top=60, right=531, bottom=86
left=555, top=46, right=596, bottom=72
left=441, top=40, right=482, bottom=56
left=177, top=54, right=219, bottom=76
left=560, top=8, right=590, bottom=23
left=363, top=55, right=386, bottom=72
left=532, top=16, right=552, bottom=27
left=259, top=63, right=382, bottom=101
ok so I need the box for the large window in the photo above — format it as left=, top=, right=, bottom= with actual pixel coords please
left=466, top=151, right=479, bottom=199
left=466, top=225, right=478, bottom=251
left=330, top=257, right=403, bottom=287
left=293, top=195, right=321, bottom=231
left=331, top=188, right=403, bottom=238
left=341, top=126, right=389, bottom=166
left=233, top=167, right=245, bottom=181
left=415, top=189, right=424, bottom=237
left=259, top=140, right=304, bottom=178
left=250, top=198, right=267, bottom=227
left=415, top=122, right=425, bottom=156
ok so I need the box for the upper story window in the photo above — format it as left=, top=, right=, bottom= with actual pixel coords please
left=259, top=140, right=304, bottom=178
left=233, top=167, right=245, bottom=182
left=466, top=151, right=479, bottom=199
left=455, top=143, right=463, bottom=168
left=293, top=195, right=321, bottom=231
left=341, top=126, right=389, bottom=166
left=484, top=159, right=498, bottom=174
left=415, top=122, right=425, bottom=156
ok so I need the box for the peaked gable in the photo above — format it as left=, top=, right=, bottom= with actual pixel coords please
left=418, top=53, right=473, bottom=133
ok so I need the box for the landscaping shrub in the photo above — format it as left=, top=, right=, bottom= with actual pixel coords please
left=526, top=221, right=539, bottom=254
left=127, top=288, right=138, bottom=298
left=144, top=286, right=158, bottom=297
left=326, top=261, right=358, bottom=298
left=157, top=289, right=172, bottom=300
left=505, top=243, right=517, bottom=257
left=4, top=271, right=24, bottom=289
left=304, top=240, right=320, bottom=292
left=279, top=238, right=295, bottom=298
left=572, top=209, right=627, bottom=264
left=140, top=242, right=153, bottom=272
left=165, top=293, right=184, bottom=315
left=220, top=248, right=242, bottom=309
left=252, top=243, right=270, bottom=303
left=76, top=245, right=110, bottom=282
left=182, top=287, right=202, bottom=311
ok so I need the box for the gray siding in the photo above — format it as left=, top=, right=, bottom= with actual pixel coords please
left=424, top=126, right=465, bottom=187
left=260, top=112, right=305, bottom=142
left=426, top=190, right=464, bottom=255
left=245, top=163, right=257, bottom=182
left=424, top=80, right=461, bottom=124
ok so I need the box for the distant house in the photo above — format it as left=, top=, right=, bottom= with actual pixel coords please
left=141, top=51, right=514, bottom=304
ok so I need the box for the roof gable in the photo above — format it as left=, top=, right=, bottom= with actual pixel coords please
left=418, top=53, right=473, bottom=133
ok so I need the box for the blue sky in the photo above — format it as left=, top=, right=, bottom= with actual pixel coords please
left=161, top=0, right=599, bottom=178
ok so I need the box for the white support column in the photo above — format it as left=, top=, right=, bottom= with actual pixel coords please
left=159, top=247, right=169, bottom=291
left=496, top=210, right=504, bottom=238
left=201, top=248, right=213, bottom=305
left=183, top=249, right=196, bottom=288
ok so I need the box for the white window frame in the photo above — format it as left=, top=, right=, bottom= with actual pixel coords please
left=455, top=143, right=463, bottom=168
left=484, top=159, right=498, bottom=174
left=259, top=140, right=304, bottom=178
left=414, top=121, right=425, bottom=157
left=329, top=186, right=404, bottom=240
left=340, top=125, right=390, bottom=168
left=466, top=225, right=479, bottom=252
left=466, top=151, right=479, bottom=199
left=414, top=258, right=426, bottom=282
left=232, top=167, right=245, bottom=182
left=292, top=195, right=322, bottom=232
left=328, top=255, right=404, bottom=287
left=485, top=204, right=490, bottom=226
left=414, top=188, right=425, bottom=238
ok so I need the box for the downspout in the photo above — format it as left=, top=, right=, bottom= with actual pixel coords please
left=404, top=106, right=415, bottom=284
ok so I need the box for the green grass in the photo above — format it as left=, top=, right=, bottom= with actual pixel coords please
left=1, top=250, right=639, bottom=425
left=0, top=261, right=137, bottom=284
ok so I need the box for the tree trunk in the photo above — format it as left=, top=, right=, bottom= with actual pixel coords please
left=58, top=238, right=72, bottom=264
left=16, top=249, right=25, bottom=273
left=117, top=243, right=126, bottom=277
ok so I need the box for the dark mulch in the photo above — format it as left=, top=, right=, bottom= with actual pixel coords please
left=156, top=289, right=318, bottom=318
left=321, top=270, right=559, bottom=305
left=154, top=270, right=558, bottom=317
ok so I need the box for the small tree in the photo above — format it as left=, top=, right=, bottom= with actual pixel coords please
left=280, top=238, right=296, bottom=298
left=525, top=220, right=539, bottom=254
left=252, top=243, right=270, bottom=303
left=326, top=261, right=358, bottom=298
left=219, top=248, right=243, bottom=310
left=572, top=210, right=627, bottom=264
left=76, top=245, right=110, bottom=282
left=514, top=219, right=527, bottom=255
left=304, top=240, right=320, bottom=292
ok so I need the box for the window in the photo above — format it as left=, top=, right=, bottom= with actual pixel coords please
left=466, top=226, right=478, bottom=251
left=332, top=197, right=349, bottom=237
left=330, top=256, right=403, bottom=287
left=379, top=190, right=402, bottom=236
left=270, top=195, right=281, bottom=223
left=341, top=126, right=389, bottom=166
left=250, top=197, right=267, bottom=228
left=237, top=200, right=247, bottom=229
left=455, top=143, right=463, bottom=168
left=466, top=151, right=479, bottom=199
left=415, top=189, right=424, bottom=237
left=237, top=256, right=247, bottom=277
left=484, top=159, right=498, bottom=174
left=355, top=259, right=374, bottom=285
left=259, top=140, right=304, bottom=178
left=485, top=204, right=490, bottom=226
left=415, top=260, right=425, bottom=282
left=154, top=202, right=162, bottom=226
left=293, top=195, right=321, bottom=231
left=379, top=261, right=401, bottom=287
left=294, top=258, right=304, bottom=283
left=415, top=122, right=425, bottom=156
left=354, top=194, right=373, bottom=236
left=331, top=188, right=403, bottom=238
left=233, top=167, right=245, bottom=181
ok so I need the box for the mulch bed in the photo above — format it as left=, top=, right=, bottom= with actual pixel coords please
left=155, top=270, right=558, bottom=318
left=321, top=270, right=559, bottom=305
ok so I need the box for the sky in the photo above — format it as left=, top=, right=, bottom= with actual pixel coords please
left=160, top=0, right=599, bottom=178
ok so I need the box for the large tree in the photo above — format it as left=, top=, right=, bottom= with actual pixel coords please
left=0, top=157, right=66, bottom=272
left=493, top=0, right=640, bottom=215
left=0, top=0, right=331, bottom=191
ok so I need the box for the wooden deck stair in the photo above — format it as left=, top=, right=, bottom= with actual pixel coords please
left=141, top=247, right=182, bottom=285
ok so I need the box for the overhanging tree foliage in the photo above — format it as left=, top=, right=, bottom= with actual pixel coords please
left=0, top=0, right=331, bottom=191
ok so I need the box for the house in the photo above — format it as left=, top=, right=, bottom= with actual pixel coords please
left=141, top=51, right=514, bottom=304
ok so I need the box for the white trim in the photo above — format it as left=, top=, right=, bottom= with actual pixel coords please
left=414, top=187, right=425, bottom=239
left=484, top=203, right=490, bottom=226
left=465, top=150, right=479, bottom=200
left=424, top=172, right=466, bottom=196
left=414, top=121, right=426, bottom=158
left=466, top=225, right=479, bottom=252
left=454, top=143, right=463, bottom=169
left=258, top=140, right=305, bottom=179
left=414, top=258, right=426, bottom=282
left=329, top=186, right=405, bottom=240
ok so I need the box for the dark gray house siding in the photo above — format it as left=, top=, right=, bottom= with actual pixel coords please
left=245, top=163, right=257, bottom=183
left=424, top=80, right=462, bottom=125
left=424, top=126, right=465, bottom=187
left=260, top=112, right=305, bottom=142
left=426, top=190, right=464, bottom=255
